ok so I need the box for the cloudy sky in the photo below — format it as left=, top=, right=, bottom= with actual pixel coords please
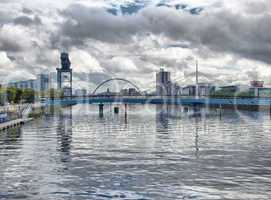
left=0, top=0, right=271, bottom=91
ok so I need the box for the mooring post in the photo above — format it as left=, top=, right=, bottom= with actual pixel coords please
left=99, top=103, right=104, bottom=117
left=124, top=104, right=128, bottom=123
left=114, top=106, right=119, bottom=114
left=219, top=104, right=222, bottom=119
left=124, top=104, right=127, bottom=115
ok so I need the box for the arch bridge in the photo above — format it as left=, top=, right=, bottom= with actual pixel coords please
left=92, top=78, right=142, bottom=95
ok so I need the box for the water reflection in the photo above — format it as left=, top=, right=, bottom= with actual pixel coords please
left=0, top=128, right=22, bottom=147
left=56, top=106, right=73, bottom=162
left=156, top=104, right=169, bottom=131
left=0, top=104, right=271, bottom=200
left=194, top=117, right=200, bottom=158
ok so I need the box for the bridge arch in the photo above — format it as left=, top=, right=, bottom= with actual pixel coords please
left=92, top=78, right=141, bottom=95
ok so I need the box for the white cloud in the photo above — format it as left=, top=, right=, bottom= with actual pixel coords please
left=70, top=49, right=104, bottom=73
left=0, top=0, right=271, bottom=91
left=107, top=57, right=139, bottom=73
left=0, top=51, right=14, bottom=70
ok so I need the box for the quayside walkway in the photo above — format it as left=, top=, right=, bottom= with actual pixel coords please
left=0, top=118, right=32, bottom=131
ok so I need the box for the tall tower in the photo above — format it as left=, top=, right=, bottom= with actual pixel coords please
left=57, top=52, right=73, bottom=98
left=156, top=68, right=171, bottom=96
left=195, top=60, right=199, bottom=98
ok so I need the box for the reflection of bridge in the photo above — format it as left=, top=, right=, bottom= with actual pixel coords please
left=92, top=78, right=142, bottom=95
left=43, top=96, right=271, bottom=108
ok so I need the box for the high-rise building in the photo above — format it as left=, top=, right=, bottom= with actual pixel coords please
left=182, top=83, right=215, bottom=96
left=120, top=88, right=141, bottom=96
left=156, top=69, right=172, bottom=96
left=74, top=89, right=87, bottom=97
left=49, top=72, right=58, bottom=89
left=37, top=73, right=49, bottom=92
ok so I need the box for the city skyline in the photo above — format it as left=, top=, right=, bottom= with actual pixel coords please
left=1, top=2, right=271, bottom=199
left=0, top=0, right=271, bottom=90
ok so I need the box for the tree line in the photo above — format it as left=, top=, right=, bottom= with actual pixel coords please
left=0, top=87, right=64, bottom=105
left=0, top=87, right=35, bottom=105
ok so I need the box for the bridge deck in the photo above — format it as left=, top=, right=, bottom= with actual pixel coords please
left=44, top=96, right=271, bottom=107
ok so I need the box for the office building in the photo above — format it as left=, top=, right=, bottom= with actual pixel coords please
left=182, top=83, right=215, bottom=96
left=219, top=85, right=249, bottom=93
left=74, top=89, right=87, bottom=97
left=8, top=79, right=37, bottom=90
left=156, top=69, right=172, bottom=96
left=120, top=88, right=141, bottom=96
left=37, top=73, right=49, bottom=92
left=49, top=72, right=58, bottom=89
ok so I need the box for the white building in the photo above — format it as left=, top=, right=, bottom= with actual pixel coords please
left=74, top=89, right=87, bottom=97
left=49, top=72, right=58, bottom=89
left=8, top=79, right=37, bottom=90
left=7, top=72, right=55, bottom=92
left=182, top=83, right=215, bottom=96
left=37, top=73, right=49, bottom=92
left=218, top=85, right=249, bottom=93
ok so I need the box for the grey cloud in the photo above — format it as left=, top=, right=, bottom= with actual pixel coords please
left=246, top=70, right=260, bottom=80
left=244, top=1, right=271, bottom=15
left=0, top=39, right=22, bottom=52
left=22, top=7, right=33, bottom=14
left=1, top=0, right=271, bottom=88
left=57, top=4, right=146, bottom=45
left=56, top=3, right=271, bottom=65
left=73, top=72, right=111, bottom=84
left=14, top=15, right=42, bottom=26
left=0, top=12, right=13, bottom=24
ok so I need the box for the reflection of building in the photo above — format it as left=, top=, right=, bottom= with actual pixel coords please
left=198, top=83, right=215, bottom=96
left=156, top=69, right=171, bottom=96
left=37, top=73, right=49, bottom=92
left=57, top=53, right=73, bottom=98
left=250, top=87, right=271, bottom=97
left=182, top=85, right=196, bottom=96
left=8, top=79, right=37, bottom=90
left=219, top=85, right=249, bottom=93
left=56, top=106, right=73, bottom=161
left=172, top=83, right=181, bottom=96
left=120, top=88, right=141, bottom=96
left=249, top=82, right=271, bottom=97
left=74, top=89, right=87, bottom=97
left=49, top=72, right=58, bottom=89
left=7, top=73, right=53, bottom=93
left=156, top=69, right=180, bottom=96
left=96, top=88, right=117, bottom=96
left=249, top=80, right=271, bottom=97
left=156, top=104, right=169, bottom=131
left=250, top=80, right=264, bottom=88
left=182, top=83, right=215, bottom=96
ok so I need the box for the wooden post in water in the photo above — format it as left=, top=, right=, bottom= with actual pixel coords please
left=219, top=104, right=222, bottom=119
left=99, top=103, right=104, bottom=118
left=124, top=104, right=128, bottom=123
left=114, top=107, right=119, bottom=114
left=124, top=104, right=127, bottom=115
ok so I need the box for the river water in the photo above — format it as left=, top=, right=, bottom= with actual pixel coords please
left=0, top=104, right=271, bottom=200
